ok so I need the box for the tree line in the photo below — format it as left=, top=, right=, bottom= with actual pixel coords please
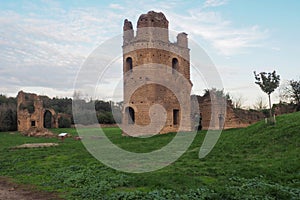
left=0, top=76, right=299, bottom=131
left=0, top=94, right=122, bottom=131
left=0, top=94, right=17, bottom=131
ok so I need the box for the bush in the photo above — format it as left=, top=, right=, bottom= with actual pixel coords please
left=97, top=112, right=115, bottom=124
left=19, top=102, right=35, bottom=114
left=58, top=117, right=71, bottom=128
left=0, top=108, right=17, bottom=131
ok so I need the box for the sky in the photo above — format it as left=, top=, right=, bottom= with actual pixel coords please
left=0, top=0, right=299, bottom=107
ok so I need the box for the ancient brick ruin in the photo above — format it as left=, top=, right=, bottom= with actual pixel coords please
left=194, top=92, right=264, bottom=130
left=17, top=91, right=58, bottom=136
left=122, top=11, right=193, bottom=135
left=121, top=11, right=264, bottom=134
left=15, top=11, right=266, bottom=136
left=274, top=103, right=299, bottom=115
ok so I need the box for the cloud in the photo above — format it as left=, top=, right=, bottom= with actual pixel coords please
left=168, top=9, right=268, bottom=56
left=0, top=0, right=269, bottom=99
left=271, top=47, right=281, bottom=51
left=109, top=4, right=124, bottom=10
left=203, top=0, right=228, bottom=8
left=0, top=6, right=127, bottom=98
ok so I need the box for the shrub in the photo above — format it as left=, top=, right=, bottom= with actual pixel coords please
left=58, top=117, right=71, bottom=128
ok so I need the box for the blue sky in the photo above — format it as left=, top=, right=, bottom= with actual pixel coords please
left=0, top=0, right=299, bottom=107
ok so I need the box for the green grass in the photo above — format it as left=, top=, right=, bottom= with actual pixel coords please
left=0, top=112, right=299, bottom=199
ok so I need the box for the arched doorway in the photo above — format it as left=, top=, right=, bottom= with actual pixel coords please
left=125, top=107, right=135, bottom=124
left=44, top=110, right=52, bottom=128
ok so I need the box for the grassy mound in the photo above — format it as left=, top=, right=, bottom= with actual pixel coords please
left=0, top=112, right=299, bottom=199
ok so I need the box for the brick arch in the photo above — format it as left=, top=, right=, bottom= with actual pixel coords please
left=43, top=109, right=57, bottom=129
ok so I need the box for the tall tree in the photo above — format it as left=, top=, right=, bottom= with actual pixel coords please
left=254, top=70, right=280, bottom=118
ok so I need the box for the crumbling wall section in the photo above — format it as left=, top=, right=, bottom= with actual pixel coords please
left=196, top=94, right=264, bottom=130
left=17, top=91, right=58, bottom=134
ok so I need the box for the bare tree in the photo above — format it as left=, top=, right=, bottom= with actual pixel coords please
left=278, top=79, right=300, bottom=105
left=278, top=80, right=290, bottom=103
left=232, top=94, right=245, bottom=109
left=253, top=96, right=268, bottom=111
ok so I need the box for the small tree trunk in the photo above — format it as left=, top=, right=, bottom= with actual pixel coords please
left=268, top=94, right=272, bottom=118
left=267, top=94, right=276, bottom=124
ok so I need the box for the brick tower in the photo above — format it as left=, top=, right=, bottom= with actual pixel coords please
left=122, top=11, right=193, bottom=135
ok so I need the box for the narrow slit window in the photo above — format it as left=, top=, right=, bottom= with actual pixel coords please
left=126, top=57, right=133, bottom=72
left=173, top=109, right=179, bottom=125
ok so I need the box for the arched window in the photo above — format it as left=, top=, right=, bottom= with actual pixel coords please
left=126, top=57, right=133, bottom=72
left=125, top=107, right=135, bottom=124
left=172, top=58, right=178, bottom=74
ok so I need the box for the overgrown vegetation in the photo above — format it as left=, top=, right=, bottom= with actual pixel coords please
left=0, top=94, right=17, bottom=131
left=58, top=116, right=72, bottom=128
left=73, top=99, right=122, bottom=124
left=41, top=96, right=73, bottom=116
left=0, top=94, right=123, bottom=131
left=0, top=112, right=299, bottom=199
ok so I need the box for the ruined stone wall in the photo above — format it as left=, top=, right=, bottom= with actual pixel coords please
left=17, top=91, right=58, bottom=132
left=226, top=107, right=264, bottom=129
left=196, top=94, right=264, bottom=130
left=274, top=103, right=298, bottom=115
left=195, top=93, right=226, bottom=130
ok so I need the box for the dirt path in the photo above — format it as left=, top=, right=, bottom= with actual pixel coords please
left=0, top=178, right=62, bottom=200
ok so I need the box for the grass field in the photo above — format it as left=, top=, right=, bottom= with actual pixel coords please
left=0, top=112, right=299, bottom=199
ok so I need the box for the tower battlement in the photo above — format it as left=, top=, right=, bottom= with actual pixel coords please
left=137, top=11, right=168, bottom=29
left=123, top=11, right=188, bottom=48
